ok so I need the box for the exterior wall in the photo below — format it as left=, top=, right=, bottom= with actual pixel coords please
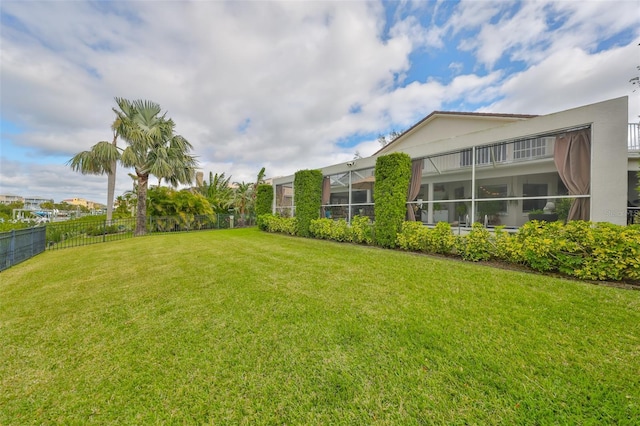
left=384, top=97, right=628, bottom=225
left=379, top=114, right=531, bottom=154
left=274, top=97, right=630, bottom=226
left=23, top=197, right=53, bottom=210
left=0, top=195, right=24, bottom=205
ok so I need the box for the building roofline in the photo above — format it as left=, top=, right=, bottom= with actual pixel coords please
left=373, top=110, right=538, bottom=155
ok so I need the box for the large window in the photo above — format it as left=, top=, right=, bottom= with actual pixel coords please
left=513, top=137, right=548, bottom=160
left=460, top=143, right=507, bottom=166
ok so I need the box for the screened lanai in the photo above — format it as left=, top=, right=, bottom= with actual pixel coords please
left=280, top=127, right=591, bottom=228
left=272, top=97, right=629, bottom=227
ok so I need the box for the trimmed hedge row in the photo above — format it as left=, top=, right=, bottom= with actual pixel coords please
left=373, top=153, right=412, bottom=248
left=293, top=170, right=323, bottom=238
left=260, top=214, right=640, bottom=282
left=255, top=184, right=274, bottom=217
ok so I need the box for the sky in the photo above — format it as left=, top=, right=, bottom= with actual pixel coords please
left=1, top=0, right=639, bottom=204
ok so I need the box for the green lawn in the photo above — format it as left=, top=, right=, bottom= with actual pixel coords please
left=1, top=228, right=639, bottom=424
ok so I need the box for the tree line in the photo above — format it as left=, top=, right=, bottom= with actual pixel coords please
left=69, top=98, right=267, bottom=235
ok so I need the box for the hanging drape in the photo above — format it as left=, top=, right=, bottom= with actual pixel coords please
left=321, top=176, right=331, bottom=217
left=406, top=159, right=424, bottom=221
left=553, top=129, right=591, bottom=221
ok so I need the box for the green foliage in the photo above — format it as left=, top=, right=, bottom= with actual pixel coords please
left=396, top=221, right=429, bottom=251
left=293, top=169, right=323, bottom=237
left=554, top=198, right=572, bottom=223
left=233, top=181, right=255, bottom=225
left=373, top=153, right=412, bottom=248
left=147, top=187, right=213, bottom=217
left=197, top=172, right=235, bottom=213
left=349, top=215, right=374, bottom=245
left=394, top=219, right=639, bottom=282
left=255, top=184, right=274, bottom=216
left=395, top=221, right=457, bottom=255
left=309, top=216, right=374, bottom=245
left=147, top=186, right=213, bottom=231
left=0, top=221, right=32, bottom=232
left=508, top=220, right=640, bottom=281
left=431, top=222, right=456, bottom=255
left=455, top=223, right=493, bottom=261
left=258, top=214, right=296, bottom=235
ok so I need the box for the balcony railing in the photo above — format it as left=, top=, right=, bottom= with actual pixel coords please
left=630, top=123, right=640, bottom=152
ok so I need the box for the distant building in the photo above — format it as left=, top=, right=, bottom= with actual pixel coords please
left=0, top=194, right=24, bottom=205
left=62, top=197, right=104, bottom=211
left=23, top=196, right=53, bottom=210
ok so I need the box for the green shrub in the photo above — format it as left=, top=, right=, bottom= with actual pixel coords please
left=350, top=215, right=374, bottom=245
left=374, top=153, right=411, bottom=248
left=431, top=221, right=456, bottom=255
left=456, top=223, right=493, bottom=261
left=255, top=184, right=274, bottom=216
left=396, top=221, right=429, bottom=252
left=259, top=214, right=297, bottom=235
left=313, top=214, right=639, bottom=282
left=309, top=218, right=332, bottom=240
left=293, top=170, right=323, bottom=238
left=508, top=220, right=640, bottom=281
left=310, top=216, right=374, bottom=245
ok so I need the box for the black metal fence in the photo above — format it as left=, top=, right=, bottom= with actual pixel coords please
left=0, top=226, right=47, bottom=272
left=0, top=214, right=255, bottom=270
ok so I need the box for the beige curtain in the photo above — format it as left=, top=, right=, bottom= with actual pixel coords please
left=553, top=129, right=591, bottom=221
left=321, top=176, right=331, bottom=217
left=407, top=159, right=424, bottom=221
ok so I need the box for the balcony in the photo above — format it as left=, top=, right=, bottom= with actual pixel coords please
left=630, top=123, right=640, bottom=152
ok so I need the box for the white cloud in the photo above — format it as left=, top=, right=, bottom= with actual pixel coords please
left=481, top=39, right=640, bottom=122
left=1, top=0, right=638, bottom=203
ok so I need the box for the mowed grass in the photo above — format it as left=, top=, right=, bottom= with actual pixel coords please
left=1, top=228, right=639, bottom=424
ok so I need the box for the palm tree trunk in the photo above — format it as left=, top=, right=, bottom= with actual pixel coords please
left=135, top=172, right=149, bottom=236
left=106, top=164, right=116, bottom=224
left=106, top=133, right=118, bottom=224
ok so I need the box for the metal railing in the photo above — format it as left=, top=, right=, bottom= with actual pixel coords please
left=629, top=207, right=640, bottom=225
left=0, top=214, right=256, bottom=270
left=630, top=123, right=640, bottom=152
left=45, top=214, right=255, bottom=250
left=0, top=226, right=46, bottom=271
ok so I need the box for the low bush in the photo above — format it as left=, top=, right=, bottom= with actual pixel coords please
left=396, top=221, right=429, bottom=252
left=350, top=215, right=374, bottom=245
left=309, top=216, right=374, bottom=244
left=430, top=222, right=456, bottom=255
left=456, top=223, right=493, bottom=261
left=263, top=214, right=639, bottom=282
left=510, top=220, right=640, bottom=281
left=258, top=214, right=297, bottom=235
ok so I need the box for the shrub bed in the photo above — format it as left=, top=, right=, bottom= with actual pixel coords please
left=258, top=214, right=297, bottom=235
left=262, top=215, right=639, bottom=283
left=309, top=216, right=374, bottom=245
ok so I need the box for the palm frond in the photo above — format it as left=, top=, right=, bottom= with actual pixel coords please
left=67, top=141, right=120, bottom=174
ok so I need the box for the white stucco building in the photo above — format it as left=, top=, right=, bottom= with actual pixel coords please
left=273, top=97, right=639, bottom=227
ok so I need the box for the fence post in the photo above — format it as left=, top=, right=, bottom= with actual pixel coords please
left=9, top=229, right=15, bottom=267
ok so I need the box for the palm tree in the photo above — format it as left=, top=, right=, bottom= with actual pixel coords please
left=250, top=167, right=266, bottom=208
left=199, top=172, right=234, bottom=213
left=234, top=181, right=254, bottom=226
left=114, top=98, right=197, bottom=236
left=67, top=119, right=123, bottom=223
left=69, top=98, right=197, bottom=236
